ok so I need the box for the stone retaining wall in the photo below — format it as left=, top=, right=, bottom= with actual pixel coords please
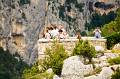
left=38, top=37, right=107, bottom=59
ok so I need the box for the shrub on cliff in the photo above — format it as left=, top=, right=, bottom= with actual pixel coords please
left=22, top=41, right=68, bottom=78
left=0, top=47, right=28, bottom=79
left=102, top=21, right=118, bottom=36
left=111, top=67, right=120, bottom=79
left=40, top=41, right=68, bottom=75
left=73, top=40, right=96, bottom=63
left=22, top=63, right=54, bottom=79
left=106, top=32, right=120, bottom=49
left=108, top=57, right=120, bottom=65
left=102, top=8, right=120, bottom=49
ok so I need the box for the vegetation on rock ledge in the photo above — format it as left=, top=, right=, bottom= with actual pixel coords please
left=73, top=40, right=96, bottom=63
left=22, top=41, right=68, bottom=78
left=0, top=47, right=28, bottom=79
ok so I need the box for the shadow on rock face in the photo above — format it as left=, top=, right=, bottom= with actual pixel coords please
left=94, top=2, right=115, bottom=10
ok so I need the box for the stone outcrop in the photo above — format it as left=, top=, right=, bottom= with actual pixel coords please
left=93, top=52, right=119, bottom=68
left=53, top=75, right=61, bottom=79
left=84, top=65, right=120, bottom=79
left=113, top=43, right=120, bottom=49
left=61, top=54, right=119, bottom=79
left=61, top=56, right=93, bottom=79
left=113, top=43, right=120, bottom=53
left=84, top=67, right=114, bottom=79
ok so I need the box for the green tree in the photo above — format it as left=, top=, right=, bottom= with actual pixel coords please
left=102, top=21, right=117, bottom=36
left=102, top=8, right=120, bottom=37
left=102, top=8, right=120, bottom=49
left=106, top=32, right=120, bottom=49
left=73, top=40, right=96, bottom=63
left=0, top=47, right=28, bottom=79
left=43, top=41, right=68, bottom=75
left=101, top=8, right=120, bottom=49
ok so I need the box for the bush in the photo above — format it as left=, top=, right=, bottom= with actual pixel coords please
left=80, top=31, right=87, bottom=36
left=41, top=41, right=68, bottom=75
left=102, top=21, right=118, bottom=37
left=22, top=64, right=40, bottom=79
left=102, top=8, right=120, bottom=49
left=22, top=41, right=68, bottom=78
left=0, top=47, right=28, bottom=79
left=22, top=63, right=54, bottom=79
left=108, top=57, right=120, bottom=65
left=106, top=32, right=120, bottom=49
left=73, top=40, right=96, bottom=63
left=111, top=67, right=120, bottom=79
left=112, top=49, right=120, bottom=54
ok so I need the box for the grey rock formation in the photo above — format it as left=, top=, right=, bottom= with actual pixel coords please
left=53, top=75, right=61, bottom=79
left=0, top=0, right=46, bottom=64
left=45, top=0, right=90, bottom=36
left=46, top=68, right=53, bottom=74
left=61, top=56, right=93, bottom=79
left=84, top=67, right=114, bottom=79
left=61, top=56, right=84, bottom=79
left=93, top=53, right=119, bottom=68
left=45, top=0, right=119, bottom=36
left=113, top=43, right=120, bottom=51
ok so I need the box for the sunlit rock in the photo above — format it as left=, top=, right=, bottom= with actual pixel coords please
left=61, top=56, right=94, bottom=79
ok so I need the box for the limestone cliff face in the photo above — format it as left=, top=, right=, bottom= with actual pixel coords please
left=0, top=0, right=119, bottom=64
left=45, top=0, right=88, bottom=36
left=0, top=0, right=46, bottom=64
left=45, top=0, right=119, bottom=36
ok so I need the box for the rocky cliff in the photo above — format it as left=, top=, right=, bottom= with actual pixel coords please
left=45, top=0, right=119, bottom=35
left=0, top=0, right=119, bottom=64
left=0, top=0, right=46, bottom=64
